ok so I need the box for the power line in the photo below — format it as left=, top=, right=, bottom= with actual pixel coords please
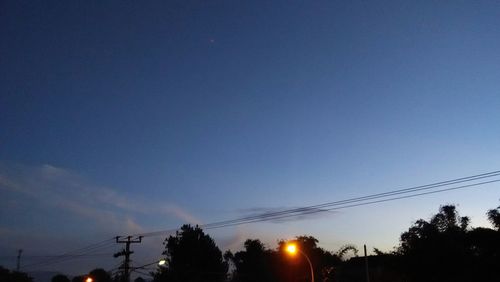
left=135, top=170, right=500, bottom=237
left=200, top=171, right=500, bottom=229
left=0, top=254, right=112, bottom=259
left=20, top=170, right=500, bottom=271
left=132, top=269, right=153, bottom=278
left=22, top=239, right=116, bottom=270
left=205, top=179, right=500, bottom=229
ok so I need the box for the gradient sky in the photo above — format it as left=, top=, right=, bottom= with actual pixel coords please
left=1, top=0, right=500, bottom=276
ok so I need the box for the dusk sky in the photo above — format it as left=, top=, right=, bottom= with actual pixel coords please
left=1, top=0, right=500, bottom=276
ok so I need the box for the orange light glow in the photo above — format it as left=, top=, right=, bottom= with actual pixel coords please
left=85, top=277, right=93, bottom=282
left=286, top=243, right=297, bottom=255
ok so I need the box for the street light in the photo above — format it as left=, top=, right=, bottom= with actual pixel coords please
left=85, top=277, right=93, bottom=282
left=158, top=259, right=167, bottom=266
left=285, top=242, right=314, bottom=282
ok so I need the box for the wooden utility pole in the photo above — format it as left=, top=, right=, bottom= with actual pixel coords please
left=114, top=236, right=142, bottom=282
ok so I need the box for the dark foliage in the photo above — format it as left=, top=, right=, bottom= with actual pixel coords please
left=487, top=205, right=500, bottom=230
left=0, top=266, right=33, bottom=282
left=338, top=254, right=403, bottom=282
left=153, top=224, right=228, bottom=282
left=466, top=227, right=500, bottom=280
left=71, top=275, right=85, bottom=282
left=226, top=236, right=343, bottom=281
left=51, top=274, right=70, bottom=282
left=21, top=203, right=500, bottom=282
left=397, top=204, right=500, bottom=282
left=225, top=239, right=277, bottom=282
left=278, top=236, right=343, bottom=282
left=89, top=268, right=112, bottom=282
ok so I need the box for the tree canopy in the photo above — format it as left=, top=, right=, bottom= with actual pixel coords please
left=0, top=266, right=32, bottom=282
left=6, top=202, right=499, bottom=282
left=154, top=224, right=228, bottom=282
left=149, top=204, right=500, bottom=282
left=398, top=204, right=500, bottom=282
left=89, top=268, right=112, bottom=282
left=487, top=204, right=500, bottom=230
left=225, top=239, right=277, bottom=282
left=51, top=274, right=70, bottom=282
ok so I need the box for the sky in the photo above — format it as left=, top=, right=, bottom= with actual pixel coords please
left=1, top=0, right=500, bottom=276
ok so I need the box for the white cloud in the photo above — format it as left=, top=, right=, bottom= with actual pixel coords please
left=0, top=162, right=201, bottom=235
left=160, top=204, right=203, bottom=225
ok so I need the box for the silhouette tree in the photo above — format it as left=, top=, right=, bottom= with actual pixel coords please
left=89, top=268, right=112, bottom=282
left=487, top=204, right=500, bottom=230
left=466, top=226, right=500, bottom=281
left=225, top=239, right=277, bottom=282
left=143, top=204, right=500, bottom=282
left=0, top=266, right=33, bottom=282
left=429, top=205, right=470, bottom=232
left=278, top=236, right=342, bottom=282
left=153, top=224, right=228, bottom=282
left=51, top=274, right=70, bottom=282
left=335, top=244, right=358, bottom=260
left=71, top=275, right=84, bottom=282
left=398, top=205, right=471, bottom=282
left=372, top=247, right=385, bottom=256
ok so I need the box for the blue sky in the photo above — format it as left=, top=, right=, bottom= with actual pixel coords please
left=1, top=0, right=500, bottom=275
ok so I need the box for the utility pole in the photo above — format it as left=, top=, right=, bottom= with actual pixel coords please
left=114, top=236, right=142, bottom=282
left=16, top=249, right=23, bottom=271
left=364, top=244, right=370, bottom=282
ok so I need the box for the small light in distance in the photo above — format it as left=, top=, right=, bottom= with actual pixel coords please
left=158, top=259, right=166, bottom=266
left=85, top=277, right=93, bottom=282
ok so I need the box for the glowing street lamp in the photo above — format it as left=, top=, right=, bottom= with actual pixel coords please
left=85, top=277, right=93, bottom=282
left=158, top=259, right=167, bottom=266
left=284, top=242, right=314, bottom=282
left=286, top=244, right=297, bottom=254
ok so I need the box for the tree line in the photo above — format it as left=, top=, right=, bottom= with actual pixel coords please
left=3, top=203, right=500, bottom=282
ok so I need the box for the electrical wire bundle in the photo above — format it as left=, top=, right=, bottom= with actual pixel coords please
left=18, top=170, right=500, bottom=271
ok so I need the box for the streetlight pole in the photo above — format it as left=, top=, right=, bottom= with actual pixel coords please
left=298, top=249, right=314, bottom=282
left=285, top=243, right=315, bottom=282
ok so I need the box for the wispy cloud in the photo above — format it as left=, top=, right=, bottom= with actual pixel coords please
left=0, top=162, right=201, bottom=236
left=160, top=205, right=203, bottom=225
